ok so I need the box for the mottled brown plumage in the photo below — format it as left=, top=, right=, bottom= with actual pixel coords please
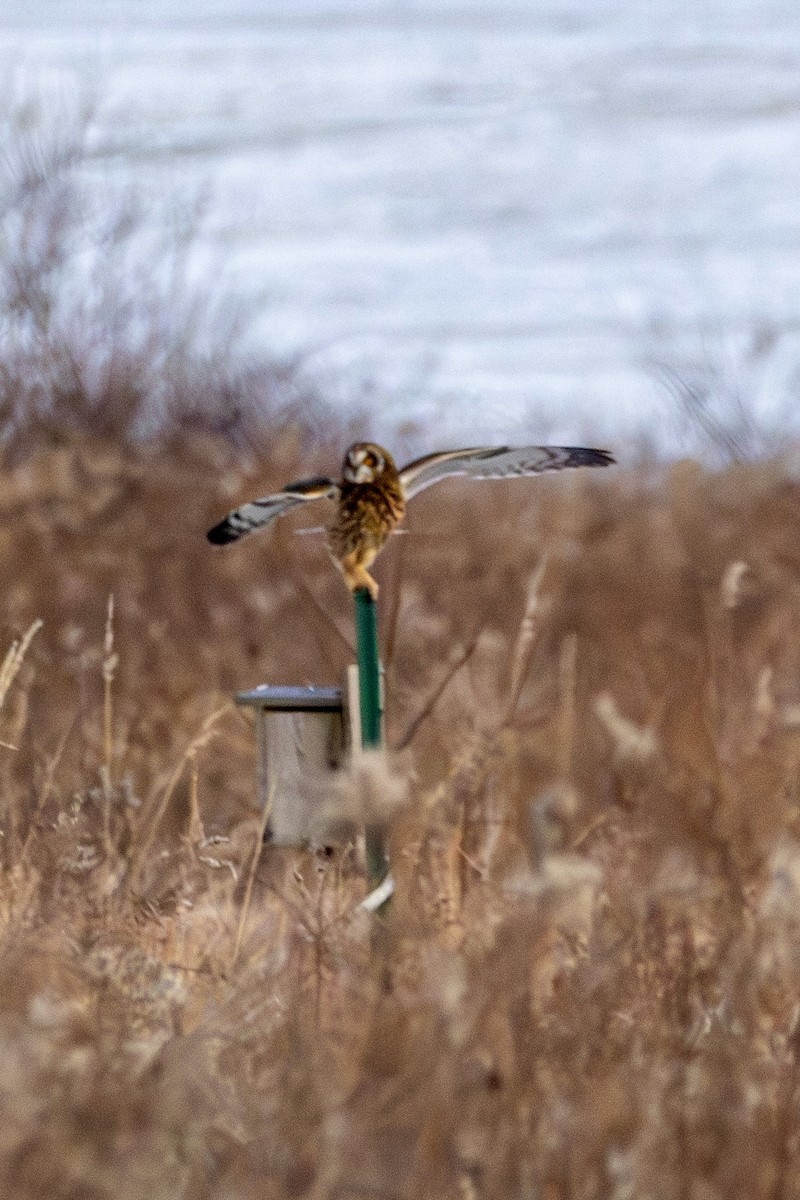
left=326, top=443, right=405, bottom=598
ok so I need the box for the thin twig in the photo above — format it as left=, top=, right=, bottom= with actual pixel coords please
left=383, top=524, right=408, bottom=669
left=18, top=713, right=77, bottom=867
left=186, top=749, right=205, bottom=845
left=231, top=782, right=275, bottom=971
left=279, top=526, right=354, bottom=662
left=0, top=619, right=42, bottom=712
left=503, top=555, right=551, bottom=724
left=558, top=633, right=578, bottom=782
left=102, top=594, right=118, bottom=787
left=393, top=633, right=481, bottom=752
left=131, top=705, right=230, bottom=888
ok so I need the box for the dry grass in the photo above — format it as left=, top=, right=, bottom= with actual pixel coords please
left=0, top=434, right=798, bottom=1198
left=3, top=91, right=800, bottom=1200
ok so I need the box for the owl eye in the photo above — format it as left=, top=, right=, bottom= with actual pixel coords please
left=364, top=452, right=376, bottom=467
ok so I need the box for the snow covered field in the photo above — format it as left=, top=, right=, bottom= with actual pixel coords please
left=2, top=0, right=800, bottom=448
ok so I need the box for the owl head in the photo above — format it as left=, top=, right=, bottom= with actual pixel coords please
left=342, top=442, right=393, bottom=485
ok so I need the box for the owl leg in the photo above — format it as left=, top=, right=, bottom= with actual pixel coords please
left=339, top=550, right=380, bottom=600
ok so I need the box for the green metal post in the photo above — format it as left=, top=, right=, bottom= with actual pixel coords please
left=354, top=588, right=381, bottom=747
left=353, top=587, right=389, bottom=887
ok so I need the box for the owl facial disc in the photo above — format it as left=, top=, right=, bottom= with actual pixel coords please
left=343, top=444, right=383, bottom=484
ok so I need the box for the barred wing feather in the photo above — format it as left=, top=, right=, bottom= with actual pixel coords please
left=207, top=476, right=337, bottom=545
left=399, top=445, right=614, bottom=499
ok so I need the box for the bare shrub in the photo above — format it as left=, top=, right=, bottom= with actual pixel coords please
left=652, top=325, right=800, bottom=464
left=0, top=91, right=341, bottom=456
left=1, top=434, right=800, bottom=1196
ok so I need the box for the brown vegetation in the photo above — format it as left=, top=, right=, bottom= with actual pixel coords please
left=0, top=430, right=799, bottom=1198
left=2, top=95, right=800, bottom=1200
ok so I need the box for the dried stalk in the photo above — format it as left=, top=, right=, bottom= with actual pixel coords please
left=503, top=555, right=551, bottom=724
left=186, top=749, right=205, bottom=845
left=0, top=619, right=42, bottom=714
left=130, top=705, right=230, bottom=888
left=102, top=594, right=118, bottom=786
left=231, top=781, right=275, bottom=971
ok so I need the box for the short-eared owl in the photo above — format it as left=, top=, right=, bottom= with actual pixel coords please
left=208, top=441, right=615, bottom=599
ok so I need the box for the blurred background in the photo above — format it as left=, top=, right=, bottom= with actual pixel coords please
left=3, top=0, right=800, bottom=453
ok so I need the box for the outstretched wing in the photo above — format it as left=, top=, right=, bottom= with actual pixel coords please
left=399, top=445, right=614, bottom=500
left=207, top=476, right=338, bottom=545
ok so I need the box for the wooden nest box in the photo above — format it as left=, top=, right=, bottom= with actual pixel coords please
left=235, top=682, right=353, bottom=846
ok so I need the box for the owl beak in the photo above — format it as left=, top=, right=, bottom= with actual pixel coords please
left=352, top=463, right=374, bottom=483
